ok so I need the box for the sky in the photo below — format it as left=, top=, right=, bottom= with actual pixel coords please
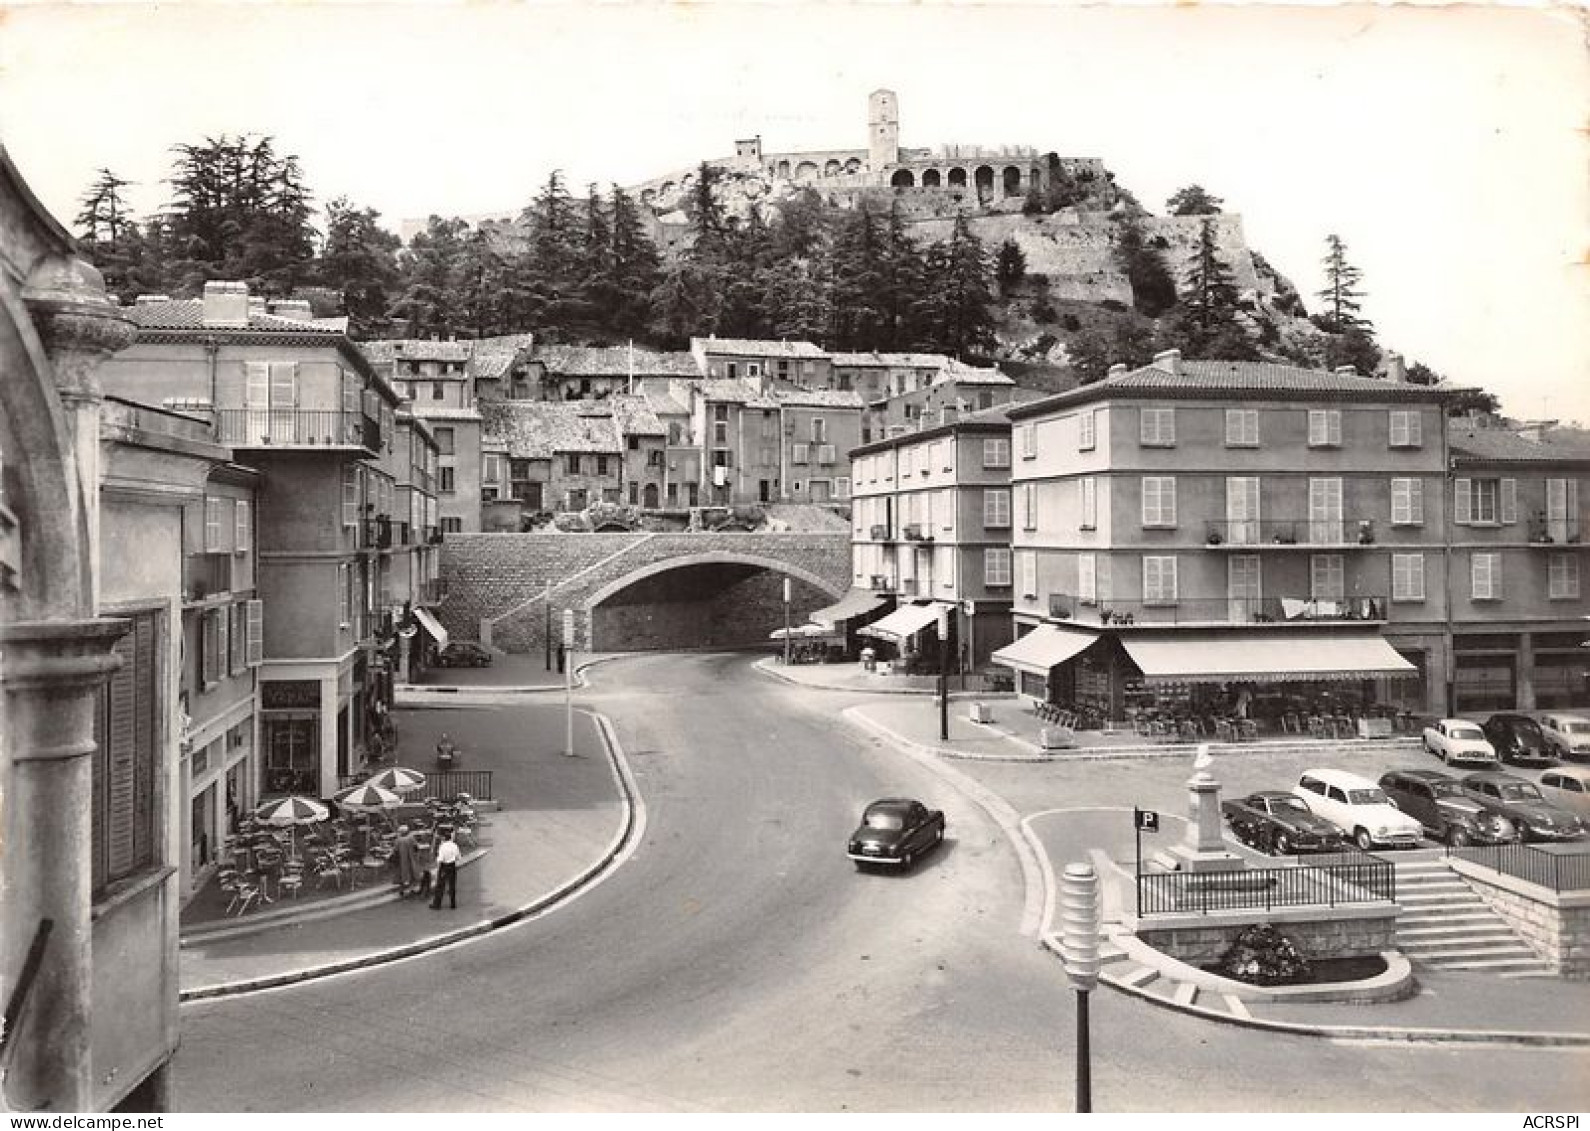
left=2, top=2, right=1585, bottom=423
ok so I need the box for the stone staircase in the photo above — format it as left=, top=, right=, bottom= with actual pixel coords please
left=1394, top=852, right=1554, bottom=978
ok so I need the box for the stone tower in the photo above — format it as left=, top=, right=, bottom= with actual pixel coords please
left=868, top=88, right=899, bottom=175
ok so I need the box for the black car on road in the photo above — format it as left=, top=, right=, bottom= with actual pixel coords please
left=847, top=798, right=945, bottom=869
left=1377, top=769, right=1517, bottom=846
left=1482, top=713, right=1553, bottom=766
left=1221, top=791, right=1344, bottom=855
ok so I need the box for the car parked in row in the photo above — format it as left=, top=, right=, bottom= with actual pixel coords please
left=1377, top=769, right=1517, bottom=846
left=1461, top=772, right=1588, bottom=843
left=1294, top=769, right=1424, bottom=851
left=1422, top=718, right=1498, bottom=766
left=436, top=641, right=494, bottom=668
left=1540, top=713, right=1590, bottom=762
left=1538, top=766, right=1590, bottom=820
left=847, top=798, right=945, bottom=870
left=1482, top=713, right=1553, bottom=766
left=1222, top=791, right=1345, bottom=855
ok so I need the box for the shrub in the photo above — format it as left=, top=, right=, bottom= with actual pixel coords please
left=1215, top=924, right=1313, bottom=986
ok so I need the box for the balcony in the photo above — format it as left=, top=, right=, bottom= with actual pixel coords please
left=903, top=523, right=934, bottom=543
left=869, top=524, right=891, bottom=541
left=1527, top=519, right=1583, bottom=546
left=182, top=552, right=233, bottom=602
left=1046, top=592, right=1387, bottom=627
left=1203, top=518, right=1378, bottom=549
left=362, top=515, right=393, bottom=550
left=215, top=409, right=382, bottom=455
left=427, top=526, right=444, bottom=545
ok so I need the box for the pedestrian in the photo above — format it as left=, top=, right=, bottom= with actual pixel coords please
left=414, top=832, right=436, bottom=899
left=394, top=825, right=419, bottom=896
left=430, top=831, right=460, bottom=910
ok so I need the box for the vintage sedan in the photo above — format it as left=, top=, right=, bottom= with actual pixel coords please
left=437, top=641, right=494, bottom=668
left=1377, top=769, right=1517, bottom=846
left=847, top=798, right=945, bottom=869
left=1294, top=768, right=1424, bottom=851
left=1482, top=713, right=1553, bottom=766
left=1540, top=713, right=1590, bottom=762
left=1461, top=772, right=1588, bottom=843
left=1221, top=791, right=1344, bottom=855
left=1422, top=719, right=1498, bottom=766
left=1539, top=767, right=1590, bottom=820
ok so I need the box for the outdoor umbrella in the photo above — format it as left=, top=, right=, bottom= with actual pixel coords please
left=333, top=782, right=403, bottom=813
left=255, top=795, right=330, bottom=858
left=769, top=623, right=833, bottom=641
left=364, top=766, right=427, bottom=795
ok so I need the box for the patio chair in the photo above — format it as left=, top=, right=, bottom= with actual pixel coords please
left=278, top=865, right=304, bottom=899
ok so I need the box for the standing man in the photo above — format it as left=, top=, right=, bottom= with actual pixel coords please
left=394, top=825, right=419, bottom=897
left=430, top=831, right=461, bottom=910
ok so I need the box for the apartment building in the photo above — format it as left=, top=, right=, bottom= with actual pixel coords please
left=478, top=399, right=626, bottom=516
left=849, top=407, right=1017, bottom=670
left=385, top=405, right=444, bottom=678
left=1445, top=423, right=1590, bottom=711
left=692, top=335, right=833, bottom=388
left=528, top=343, right=699, bottom=401
left=996, top=353, right=1451, bottom=719
left=781, top=388, right=864, bottom=504
left=102, top=283, right=408, bottom=798
left=366, top=338, right=483, bottom=533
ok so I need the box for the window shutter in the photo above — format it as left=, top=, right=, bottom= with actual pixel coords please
left=205, top=497, right=223, bottom=552
left=1407, top=412, right=1422, bottom=448
left=1409, top=479, right=1424, bottom=525
left=343, top=465, right=359, bottom=527
left=1079, top=410, right=1095, bottom=452
left=1023, top=482, right=1036, bottom=530
left=245, top=362, right=270, bottom=407
left=1081, top=477, right=1097, bottom=529
left=246, top=599, right=264, bottom=665
left=235, top=499, right=251, bottom=552
left=1022, top=422, right=1036, bottom=458
left=217, top=604, right=230, bottom=680
left=1078, top=552, right=1096, bottom=603
left=1454, top=479, right=1473, bottom=525
left=269, top=362, right=298, bottom=407
left=230, top=602, right=245, bottom=674
left=1500, top=478, right=1518, bottom=524
left=1021, top=550, right=1037, bottom=597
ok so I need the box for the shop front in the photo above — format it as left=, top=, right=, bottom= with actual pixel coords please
left=859, top=600, right=953, bottom=673
left=992, top=624, right=1103, bottom=704
left=808, top=587, right=892, bottom=658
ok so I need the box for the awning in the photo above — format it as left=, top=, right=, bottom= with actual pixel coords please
left=770, top=623, right=837, bottom=641
left=809, top=587, right=888, bottom=628
left=412, top=606, right=450, bottom=652
left=991, top=625, right=1100, bottom=678
left=1120, top=631, right=1417, bottom=685
left=859, top=602, right=944, bottom=643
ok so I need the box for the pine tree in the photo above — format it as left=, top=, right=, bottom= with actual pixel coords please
left=517, top=169, right=584, bottom=339
left=606, top=185, right=663, bottom=341
left=1316, top=233, right=1372, bottom=334
left=828, top=204, right=887, bottom=349
left=316, top=197, right=401, bottom=337
left=924, top=213, right=995, bottom=357
left=1112, top=214, right=1177, bottom=317
left=1166, top=185, right=1224, bottom=216
left=685, top=160, right=727, bottom=260
left=390, top=215, right=470, bottom=337
left=994, top=238, right=1027, bottom=294
left=75, top=169, right=150, bottom=300
left=1172, top=217, right=1255, bottom=358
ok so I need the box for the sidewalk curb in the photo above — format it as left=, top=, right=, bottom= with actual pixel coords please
left=180, top=705, right=640, bottom=1003
left=848, top=704, right=1590, bottom=1049
left=752, top=656, right=1015, bottom=700
left=395, top=654, right=625, bottom=701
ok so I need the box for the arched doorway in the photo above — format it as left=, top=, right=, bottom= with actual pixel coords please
left=890, top=169, right=915, bottom=188
left=642, top=482, right=659, bottom=508
left=922, top=168, right=941, bottom=188
left=794, top=161, right=819, bottom=182
left=825, top=159, right=842, bottom=177
left=975, top=165, right=995, bottom=201
left=1003, top=166, right=1024, bottom=196
left=947, top=167, right=967, bottom=188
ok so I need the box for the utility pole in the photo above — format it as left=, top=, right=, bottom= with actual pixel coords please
left=783, top=576, right=792, bottom=666
left=563, top=608, right=576, bottom=757
left=937, top=606, right=950, bottom=741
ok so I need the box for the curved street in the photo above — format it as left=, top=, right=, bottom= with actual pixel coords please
left=176, top=653, right=1587, bottom=1111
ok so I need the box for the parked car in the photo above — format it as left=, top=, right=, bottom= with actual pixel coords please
left=1482, top=713, right=1553, bottom=765
left=1461, top=772, right=1588, bottom=842
left=1221, top=791, right=1345, bottom=855
left=1538, top=766, right=1590, bottom=820
left=847, top=798, right=945, bottom=869
left=1377, top=769, right=1517, bottom=846
left=1421, top=718, right=1498, bottom=766
left=1540, top=713, right=1590, bottom=762
left=1294, top=768, right=1424, bottom=851
left=437, top=641, right=493, bottom=668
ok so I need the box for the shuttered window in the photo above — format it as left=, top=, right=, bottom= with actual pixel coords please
left=230, top=601, right=247, bottom=674
left=1078, top=410, right=1096, bottom=452
left=1023, top=483, right=1037, bottom=531
left=1078, top=552, right=1097, bottom=603
left=1471, top=552, right=1502, bottom=600
left=1390, top=478, right=1424, bottom=525
left=1224, top=409, right=1259, bottom=447
left=1308, top=410, right=1341, bottom=447
left=1549, top=553, right=1580, bottom=600
left=343, top=465, right=360, bottom=528
left=983, top=488, right=1011, bottom=529
left=339, top=564, right=351, bottom=626
left=235, top=499, right=251, bottom=552
left=1021, top=422, right=1037, bottom=459
left=204, top=496, right=226, bottom=552
left=983, top=438, right=1010, bottom=468
left=1310, top=554, right=1345, bottom=601
left=1392, top=554, right=1426, bottom=602
left=1140, top=407, right=1175, bottom=447
left=984, top=548, right=1012, bottom=588
left=1143, top=556, right=1177, bottom=603
left=92, top=608, right=158, bottom=894
left=1547, top=478, right=1581, bottom=543
left=246, top=599, right=264, bottom=665
left=1141, top=477, right=1176, bottom=527
left=1389, top=410, right=1422, bottom=448
left=1081, top=477, right=1097, bottom=530
left=1021, top=550, right=1038, bottom=598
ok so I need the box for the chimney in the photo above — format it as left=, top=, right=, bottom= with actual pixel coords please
left=1152, top=349, right=1182, bottom=376
left=269, top=299, right=314, bottom=322
left=202, top=280, right=250, bottom=327
left=1384, top=352, right=1407, bottom=383
left=134, top=293, right=172, bottom=306
left=1107, top=363, right=1129, bottom=379
left=1334, top=365, right=1358, bottom=377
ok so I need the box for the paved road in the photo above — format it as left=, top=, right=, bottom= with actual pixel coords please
left=176, top=654, right=1587, bottom=1111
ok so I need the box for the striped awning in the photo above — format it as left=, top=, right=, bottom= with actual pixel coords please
left=991, top=625, right=1100, bottom=678
left=809, top=587, right=888, bottom=628
left=859, top=602, right=944, bottom=643
left=1121, top=632, right=1417, bottom=685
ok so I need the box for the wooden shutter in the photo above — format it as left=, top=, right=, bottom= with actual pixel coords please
left=245, top=361, right=270, bottom=407
left=246, top=599, right=264, bottom=665
left=1078, top=552, right=1096, bottom=603
left=205, top=497, right=223, bottom=552
left=1081, top=477, right=1097, bottom=530
left=1079, top=410, right=1095, bottom=451
left=235, top=499, right=251, bottom=552
left=1500, top=478, right=1518, bottom=524
left=1454, top=478, right=1473, bottom=525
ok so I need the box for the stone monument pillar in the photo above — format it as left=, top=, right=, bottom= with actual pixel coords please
left=1156, top=744, right=1244, bottom=874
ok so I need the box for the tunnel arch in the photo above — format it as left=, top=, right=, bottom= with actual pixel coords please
left=584, top=550, right=845, bottom=611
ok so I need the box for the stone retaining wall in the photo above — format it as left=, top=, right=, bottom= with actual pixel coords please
left=1136, top=905, right=1397, bottom=965
left=1450, top=859, right=1590, bottom=979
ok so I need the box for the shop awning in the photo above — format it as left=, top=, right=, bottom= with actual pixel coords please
left=412, top=606, right=450, bottom=652
left=991, top=625, right=1100, bottom=678
left=1120, top=631, right=1417, bottom=685
left=809, top=587, right=888, bottom=628
left=859, top=602, right=944, bottom=643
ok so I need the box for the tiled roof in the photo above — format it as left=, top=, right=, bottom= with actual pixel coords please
left=699, top=378, right=780, bottom=409
left=607, top=394, right=666, bottom=436
left=831, top=351, right=952, bottom=369
left=408, top=406, right=482, bottom=422
left=479, top=401, right=622, bottom=458
left=128, top=299, right=342, bottom=335
left=1450, top=426, right=1590, bottom=463
left=692, top=337, right=827, bottom=360
left=776, top=387, right=866, bottom=409
left=362, top=338, right=473, bottom=363
left=643, top=386, right=692, bottom=417
left=934, top=361, right=1013, bottom=387
left=469, top=334, right=536, bottom=380
left=536, top=344, right=700, bottom=378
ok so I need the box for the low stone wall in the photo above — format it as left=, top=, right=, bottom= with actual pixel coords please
left=1450, top=859, right=1590, bottom=979
left=1135, top=904, right=1397, bottom=965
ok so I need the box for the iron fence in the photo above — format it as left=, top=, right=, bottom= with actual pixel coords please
left=1048, top=592, right=1385, bottom=627
left=1136, top=852, right=1395, bottom=916
left=1448, top=842, right=1590, bottom=892
left=337, top=769, right=494, bottom=801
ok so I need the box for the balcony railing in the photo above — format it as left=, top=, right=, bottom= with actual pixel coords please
left=903, top=523, right=934, bottom=542
left=363, top=515, right=393, bottom=550
left=215, top=409, right=382, bottom=453
left=1204, top=518, right=1377, bottom=548
left=1527, top=519, right=1583, bottom=546
left=1047, top=592, right=1387, bottom=627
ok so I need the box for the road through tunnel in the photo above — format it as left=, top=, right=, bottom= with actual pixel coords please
left=590, top=561, right=835, bottom=652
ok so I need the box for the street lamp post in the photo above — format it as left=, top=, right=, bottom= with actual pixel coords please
left=783, top=577, right=792, bottom=666
left=544, top=600, right=552, bottom=672
left=563, top=608, right=576, bottom=757
left=936, top=607, right=950, bottom=742
left=1059, top=861, right=1102, bottom=1113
